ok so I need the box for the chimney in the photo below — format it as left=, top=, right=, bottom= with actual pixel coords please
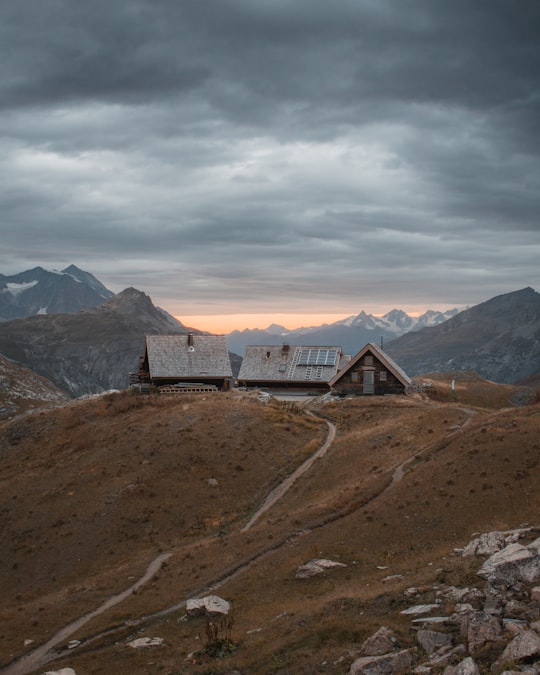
left=188, top=332, right=194, bottom=347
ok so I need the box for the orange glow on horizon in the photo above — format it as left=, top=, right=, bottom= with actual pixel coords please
left=178, top=313, right=353, bottom=334
left=177, top=308, right=436, bottom=334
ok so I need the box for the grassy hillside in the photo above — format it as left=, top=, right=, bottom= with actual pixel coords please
left=0, top=385, right=538, bottom=673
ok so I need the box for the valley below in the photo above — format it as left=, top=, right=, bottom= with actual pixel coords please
left=0, top=383, right=539, bottom=674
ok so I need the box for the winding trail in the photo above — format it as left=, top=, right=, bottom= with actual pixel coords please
left=1, top=410, right=336, bottom=675
left=391, top=404, right=478, bottom=484
left=242, top=414, right=336, bottom=531
left=1, top=553, right=172, bottom=675
left=1, top=400, right=477, bottom=674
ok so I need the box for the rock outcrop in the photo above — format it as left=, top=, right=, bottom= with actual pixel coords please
left=348, top=527, right=540, bottom=674
left=186, top=595, right=231, bottom=616
left=295, top=558, right=347, bottom=579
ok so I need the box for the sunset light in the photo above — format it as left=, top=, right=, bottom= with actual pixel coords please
left=177, top=313, right=353, bottom=334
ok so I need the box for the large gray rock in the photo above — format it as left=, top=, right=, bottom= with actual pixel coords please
left=186, top=594, right=230, bottom=616
left=295, top=558, right=347, bottom=579
left=498, top=630, right=540, bottom=665
left=461, top=611, right=503, bottom=655
left=416, top=629, right=453, bottom=655
left=127, top=636, right=164, bottom=648
left=360, top=626, right=398, bottom=656
left=443, top=656, right=480, bottom=674
left=349, top=649, right=414, bottom=674
left=477, top=538, right=540, bottom=586
left=477, top=543, right=534, bottom=577
left=401, top=603, right=440, bottom=615
left=491, top=555, right=540, bottom=587
left=463, top=532, right=507, bottom=557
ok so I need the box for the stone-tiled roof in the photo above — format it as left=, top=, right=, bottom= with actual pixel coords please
left=145, top=335, right=232, bottom=379
left=329, top=342, right=411, bottom=387
left=238, top=345, right=343, bottom=384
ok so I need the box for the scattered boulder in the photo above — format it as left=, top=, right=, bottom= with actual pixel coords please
left=424, top=644, right=467, bottom=669
left=359, top=626, right=399, bottom=656
left=349, top=648, right=414, bottom=674
left=476, top=537, right=540, bottom=587
left=463, top=531, right=507, bottom=557
left=497, top=629, right=540, bottom=666
left=440, top=586, right=483, bottom=605
left=186, top=594, right=231, bottom=616
left=477, top=543, right=534, bottom=578
left=442, top=655, right=480, bottom=674
left=461, top=611, right=503, bottom=655
left=393, top=528, right=540, bottom=673
left=416, top=628, right=453, bottom=655
left=401, top=603, right=440, bottom=616
left=295, top=558, right=347, bottom=579
left=127, top=636, right=164, bottom=649
left=43, top=670, right=77, bottom=675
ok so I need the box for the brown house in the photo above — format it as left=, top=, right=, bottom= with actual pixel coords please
left=329, top=342, right=411, bottom=396
left=136, top=334, right=233, bottom=391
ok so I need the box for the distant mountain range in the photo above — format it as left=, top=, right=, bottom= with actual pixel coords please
left=385, top=287, right=540, bottom=385
left=226, top=307, right=461, bottom=356
left=0, top=265, right=114, bottom=320
left=0, top=265, right=538, bottom=394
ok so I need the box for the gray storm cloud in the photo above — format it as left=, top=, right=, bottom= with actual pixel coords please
left=1, top=0, right=539, bottom=316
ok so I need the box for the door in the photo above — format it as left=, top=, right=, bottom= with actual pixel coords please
left=363, top=370, right=375, bottom=394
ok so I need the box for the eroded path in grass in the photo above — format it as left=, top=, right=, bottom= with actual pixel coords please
left=391, top=404, right=479, bottom=484
left=1, top=553, right=172, bottom=675
left=1, top=400, right=477, bottom=674
left=241, top=413, right=336, bottom=531
left=1, top=407, right=336, bottom=674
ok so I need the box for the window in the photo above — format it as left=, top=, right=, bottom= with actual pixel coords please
left=351, top=371, right=359, bottom=382
left=364, top=355, right=374, bottom=366
left=379, top=371, right=387, bottom=381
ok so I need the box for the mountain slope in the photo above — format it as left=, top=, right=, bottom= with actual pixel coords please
left=0, top=288, right=192, bottom=396
left=0, top=390, right=538, bottom=673
left=0, top=265, right=114, bottom=321
left=0, top=353, right=68, bottom=420
left=385, top=287, right=540, bottom=384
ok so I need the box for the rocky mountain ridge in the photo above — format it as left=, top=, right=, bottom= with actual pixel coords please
left=0, top=265, right=114, bottom=320
left=0, top=287, right=192, bottom=397
left=385, top=287, right=540, bottom=384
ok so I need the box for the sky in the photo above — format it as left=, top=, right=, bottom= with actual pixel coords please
left=1, top=1, right=539, bottom=332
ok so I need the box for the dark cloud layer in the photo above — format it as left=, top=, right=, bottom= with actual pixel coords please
left=1, top=0, right=539, bottom=318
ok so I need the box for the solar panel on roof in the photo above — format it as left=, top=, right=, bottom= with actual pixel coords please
left=297, top=348, right=338, bottom=366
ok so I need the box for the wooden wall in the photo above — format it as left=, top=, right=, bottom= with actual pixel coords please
left=332, top=353, right=406, bottom=396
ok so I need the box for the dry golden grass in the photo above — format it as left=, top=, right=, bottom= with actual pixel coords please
left=0, top=384, right=539, bottom=674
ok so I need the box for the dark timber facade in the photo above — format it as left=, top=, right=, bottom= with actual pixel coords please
left=329, top=342, right=411, bottom=396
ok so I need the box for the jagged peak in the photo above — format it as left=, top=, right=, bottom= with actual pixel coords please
left=103, top=287, right=154, bottom=312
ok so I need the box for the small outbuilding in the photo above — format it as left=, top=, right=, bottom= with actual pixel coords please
left=137, top=333, right=233, bottom=391
left=237, top=344, right=349, bottom=392
left=329, top=342, right=411, bottom=396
